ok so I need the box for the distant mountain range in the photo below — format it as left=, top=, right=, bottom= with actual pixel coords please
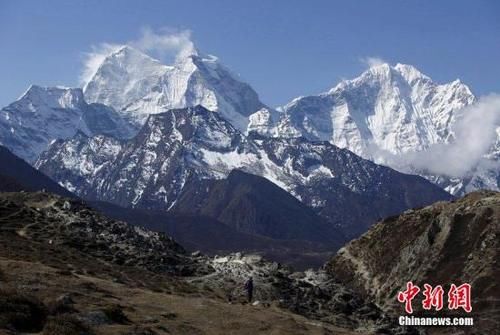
left=35, top=105, right=451, bottom=238
left=1, top=46, right=497, bottom=196
left=0, top=44, right=496, bottom=260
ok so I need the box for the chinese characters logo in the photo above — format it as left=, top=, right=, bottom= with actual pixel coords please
left=397, top=282, right=472, bottom=314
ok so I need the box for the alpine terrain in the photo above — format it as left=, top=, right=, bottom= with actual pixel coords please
left=0, top=3, right=497, bottom=334
left=249, top=63, right=499, bottom=196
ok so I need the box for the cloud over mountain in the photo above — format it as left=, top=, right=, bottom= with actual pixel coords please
left=80, top=27, right=196, bottom=86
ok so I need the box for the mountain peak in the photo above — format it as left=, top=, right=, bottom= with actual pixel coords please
left=17, top=85, right=85, bottom=109
left=368, top=62, right=391, bottom=72
left=361, top=62, right=429, bottom=83
left=394, top=63, right=430, bottom=83
left=280, top=61, right=477, bottom=165
left=84, top=42, right=267, bottom=132
left=106, top=45, right=166, bottom=65
left=94, top=45, right=169, bottom=76
left=83, top=45, right=170, bottom=111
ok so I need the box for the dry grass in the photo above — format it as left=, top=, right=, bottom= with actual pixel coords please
left=0, top=257, right=356, bottom=335
left=42, top=314, right=91, bottom=335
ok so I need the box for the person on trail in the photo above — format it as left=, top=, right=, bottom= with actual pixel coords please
left=244, top=276, right=254, bottom=303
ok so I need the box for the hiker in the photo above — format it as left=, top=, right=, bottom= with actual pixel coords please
left=244, top=276, right=254, bottom=303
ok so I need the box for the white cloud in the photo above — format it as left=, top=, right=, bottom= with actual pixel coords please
left=374, top=94, right=500, bottom=178
left=409, top=94, right=500, bottom=177
left=360, top=56, right=387, bottom=68
left=79, top=27, right=196, bottom=87
left=130, top=27, right=195, bottom=61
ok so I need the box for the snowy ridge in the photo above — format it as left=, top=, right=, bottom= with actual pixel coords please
left=268, top=63, right=475, bottom=156
left=0, top=86, right=90, bottom=163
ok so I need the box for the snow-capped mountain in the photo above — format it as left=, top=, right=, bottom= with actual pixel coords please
left=249, top=63, right=499, bottom=195
left=0, top=85, right=135, bottom=163
left=36, top=105, right=451, bottom=237
left=257, top=63, right=475, bottom=156
left=84, top=46, right=268, bottom=131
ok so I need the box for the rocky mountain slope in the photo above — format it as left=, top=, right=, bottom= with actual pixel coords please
left=0, top=191, right=408, bottom=334
left=0, top=145, right=73, bottom=197
left=0, top=85, right=135, bottom=163
left=174, top=169, right=345, bottom=244
left=0, top=192, right=203, bottom=276
left=326, top=190, right=499, bottom=334
left=84, top=45, right=269, bottom=132
left=36, top=105, right=452, bottom=238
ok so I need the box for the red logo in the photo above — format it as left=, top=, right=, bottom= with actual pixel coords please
left=448, top=283, right=472, bottom=313
left=422, top=284, right=444, bottom=311
left=397, top=282, right=472, bottom=314
left=397, top=281, right=420, bottom=314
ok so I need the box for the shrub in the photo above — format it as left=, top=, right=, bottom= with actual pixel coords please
left=102, top=304, right=129, bottom=324
left=0, top=287, right=47, bottom=332
left=46, top=299, right=76, bottom=316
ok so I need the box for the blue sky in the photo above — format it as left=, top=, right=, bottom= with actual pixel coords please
left=0, top=0, right=499, bottom=107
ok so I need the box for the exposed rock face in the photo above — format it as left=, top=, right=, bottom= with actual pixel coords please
left=326, top=191, right=500, bottom=333
left=34, top=132, right=124, bottom=194
left=37, top=105, right=452, bottom=238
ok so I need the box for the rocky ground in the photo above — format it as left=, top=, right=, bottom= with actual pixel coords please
left=2, top=190, right=495, bottom=334
left=0, top=191, right=409, bottom=335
